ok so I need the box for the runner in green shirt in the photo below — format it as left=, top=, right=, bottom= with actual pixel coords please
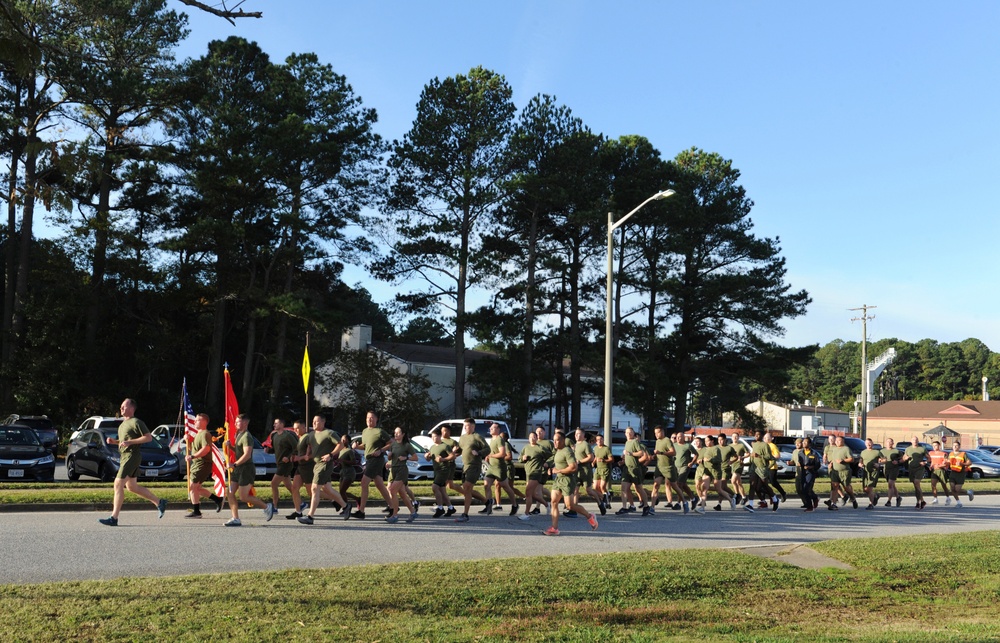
left=880, top=437, right=903, bottom=507
left=351, top=410, right=397, bottom=520
left=223, top=413, right=275, bottom=527
left=386, top=427, right=418, bottom=523
left=572, top=428, right=604, bottom=515
left=650, top=426, right=676, bottom=512
left=729, top=432, right=749, bottom=506
left=455, top=418, right=489, bottom=522
left=269, top=418, right=299, bottom=516
left=518, top=431, right=549, bottom=519
left=859, top=438, right=883, bottom=510
left=617, top=427, right=651, bottom=516
left=185, top=412, right=224, bottom=518
left=426, top=429, right=454, bottom=518
left=902, top=435, right=929, bottom=510
left=825, top=435, right=855, bottom=511
left=98, top=398, right=168, bottom=527
left=592, top=434, right=613, bottom=511
left=440, top=425, right=485, bottom=513
left=483, top=423, right=519, bottom=516
left=544, top=430, right=599, bottom=536
left=673, top=433, right=698, bottom=513
left=297, top=415, right=350, bottom=525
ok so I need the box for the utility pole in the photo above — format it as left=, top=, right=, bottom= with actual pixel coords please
left=849, top=304, right=876, bottom=439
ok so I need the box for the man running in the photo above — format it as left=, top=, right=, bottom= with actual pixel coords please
left=184, top=412, right=224, bottom=518
left=730, top=432, right=748, bottom=505
left=880, top=437, right=903, bottom=507
left=826, top=435, right=857, bottom=510
left=927, top=441, right=949, bottom=504
left=99, top=398, right=168, bottom=526
left=441, top=424, right=486, bottom=512
left=482, top=423, right=518, bottom=516
left=297, top=415, right=350, bottom=525
left=518, top=430, right=549, bottom=519
left=859, top=437, right=883, bottom=510
left=286, top=420, right=311, bottom=520
left=224, top=413, right=275, bottom=526
left=572, top=427, right=603, bottom=516
left=902, top=436, right=929, bottom=510
left=426, top=428, right=454, bottom=518
left=650, top=426, right=677, bottom=511
left=947, top=440, right=974, bottom=508
left=673, top=433, right=698, bottom=513
left=798, top=437, right=820, bottom=511
left=545, top=431, right=599, bottom=536
left=351, top=410, right=397, bottom=520
left=618, top=427, right=651, bottom=516
left=269, top=418, right=298, bottom=516
left=455, top=418, right=489, bottom=522
left=592, top=433, right=613, bottom=514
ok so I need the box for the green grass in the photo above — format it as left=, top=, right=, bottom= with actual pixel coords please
left=4, top=532, right=1000, bottom=641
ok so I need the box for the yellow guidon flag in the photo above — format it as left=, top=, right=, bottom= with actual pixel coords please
left=302, top=345, right=311, bottom=394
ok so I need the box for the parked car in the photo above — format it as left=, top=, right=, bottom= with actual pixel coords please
left=608, top=439, right=657, bottom=484
left=65, top=426, right=180, bottom=482
left=350, top=433, right=435, bottom=480
left=966, top=450, right=1000, bottom=479
left=422, top=419, right=511, bottom=442
left=0, top=424, right=56, bottom=481
left=69, top=416, right=124, bottom=442
left=1, top=415, right=59, bottom=456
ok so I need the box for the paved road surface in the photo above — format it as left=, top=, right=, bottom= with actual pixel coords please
left=2, top=494, right=997, bottom=585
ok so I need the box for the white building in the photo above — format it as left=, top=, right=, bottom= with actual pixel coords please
left=744, top=399, right=851, bottom=435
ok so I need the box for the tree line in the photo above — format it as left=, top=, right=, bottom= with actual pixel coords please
left=0, top=0, right=809, bottom=436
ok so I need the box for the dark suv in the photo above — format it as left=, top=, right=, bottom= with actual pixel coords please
left=2, top=414, right=59, bottom=456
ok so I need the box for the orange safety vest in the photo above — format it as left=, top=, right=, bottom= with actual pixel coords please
left=928, top=450, right=948, bottom=470
left=948, top=451, right=969, bottom=472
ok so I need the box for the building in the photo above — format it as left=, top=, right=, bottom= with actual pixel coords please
left=866, top=400, right=1000, bottom=446
left=744, top=400, right=851, bottom=435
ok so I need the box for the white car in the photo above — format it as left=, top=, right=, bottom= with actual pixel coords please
left=69, top=416, right=124, bottom=442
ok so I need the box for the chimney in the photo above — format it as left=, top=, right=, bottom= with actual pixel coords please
left=341, top=324, right=372, bottom=352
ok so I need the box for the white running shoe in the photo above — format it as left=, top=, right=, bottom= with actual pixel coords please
left=945, top=497, right=951, bottom=506
left=931, top=498, right=938, bottom=505
left=517, top=514, right=531, bottom=521
left=955, top=500, right=963, bottom=508
left=968, top=489, right=975, bottom=501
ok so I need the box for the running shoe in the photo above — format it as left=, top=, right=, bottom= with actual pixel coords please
left=955, top=500, right=963, bottom=508
left=454, top=514, right=469, bottom=523
left=297, top=515, right=314, bottom=525
left=744, top=503, right=755, bottom=513
left=672, top=502, right=682, bottom=510
left=213, top=496, right=224, bottom=512
left=828, top=504, right=838, bottom=511
left=946, top=497, right=951, bottom=506
left=771, top=496, right=780, bottom=511
left=588, top=515, right=599, bottom=530
left=896, top=496, right=902, bottom=507
left=343, top=502, right=353, bottom=520
left=920, top=500, right=927, bottom=510
left=299, top=501, right=308, bottom=512
left=478, top=500, right=494, bottom=515
left=157, top=498, right=168, bottom=519
left=518, top=514, right=531, bottom=521
left=405, top=512, right=416, bottom=523
left=184, top=512, right=202, bottom=519
left=599, top=503, right=607, bottom=516
left=713, top=504, right=722, bottom=512
left=931, top=498, right=938, bottom=505
left=286, top=511, right=302, bottom=520
left=865, top=504, right=874, bottom=510
left=224, top=517, right=242, bottom=526
left=446, top=507, right=457, bottom=516
left=627, top=505, right=636, bottom=512
left=382, top=506, right=392, bottom=514
left=98, top=516, right=118, bottom=527
left=695, top=505, right=706, bottom=514
left=509, top=504, right=519, bottom=516
left=615, top=508, right=630, bottom=515
left=530, top=507, right=541, bottom=515
left=544, top=527, right=560, bottom=536
left=433, top=508, right=446, bottom=518
left=682, top=500, right=690, bottom=515
left=641, top=506, right=651, bottom=517
left=385, top=514, right=399, bottom=524
left=413, top=499, right=420, bottom=512
left=264, top=503, right=275, bottom=522
left=350, top=510, right=366, bottom=519
left=851, top=498, right=858, bottom=509
left=729, top=497, right=736, bottom=510
left=969, top=489, right=975, bottom=501
left=884, top=499, right=892, bottom=507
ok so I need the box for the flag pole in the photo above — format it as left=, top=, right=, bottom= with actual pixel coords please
left=180, top=379, right=191, bottom=491
left=223, top=363, right=231, bottom=492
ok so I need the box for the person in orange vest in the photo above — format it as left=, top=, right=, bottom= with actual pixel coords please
left=927, top=441, right=949, bottom=504
left=946, top=440, right=974, bottom=508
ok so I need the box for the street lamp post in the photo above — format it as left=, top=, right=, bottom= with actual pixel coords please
left=603, top=189, right=676, bottom=447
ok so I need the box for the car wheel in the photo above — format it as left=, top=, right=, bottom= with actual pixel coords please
left=972, top=469, right=983, bottom=480
left=610, top=465, right=623, bottom=484
left=98, top=463, right=115, bottom=483
left=66, top=456, right=80, bottom=481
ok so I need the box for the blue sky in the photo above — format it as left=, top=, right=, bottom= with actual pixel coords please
left=175, top=2, right=1000, bottom=351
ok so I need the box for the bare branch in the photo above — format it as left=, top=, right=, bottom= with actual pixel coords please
left=175, top=0, right=262, bottom=25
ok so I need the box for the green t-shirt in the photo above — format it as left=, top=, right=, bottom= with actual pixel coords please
left=553, top=445, right=576, bottom=479
left=592, top=445, right=612, bottom=476
left=361, top=427, right=391, bottom=458
left=338, top=445, right=358, bottom=467
left=427, top=442, right=451, bottom=475
left=189, top=430, right=213, bottom=475
left=296, top=431, right=312, bottom=460
left=905, top=446, right=928, bottom=473
left=487, top=435, right=506, bottom=477
left=519, top=443, right=547, bottom=478
left=702, top=445, right=722, bottom=468
left=828, top=445, right=852, bottom=473
left=441, top=437, right=458, bottom=471
left=751, top=441, right=773, bottom=470
left=233, top=429, right=254, bottom=477
left=459, top=433, right=488, bottom=468
left=860, top=448, right=882, bottom=471
left=654, top=437, right=675, bottom=471
left=536, top=439, right=554, bottom=467
left=574, top=440, right=593, bottom=470
left=117, top=417, right=149, bottom=458
left=674, top=442, right=697, bottom=470
left=881, top=447, right=902, bottom=474
left=272, top=429, right=298, bottom=464
left=389, top=440, right=415, bottom=477
left=624, top=438, right=646, bottom=472
left=310, top=428, right=339, bottom=463
left=717, top=443, right=735, bottom=470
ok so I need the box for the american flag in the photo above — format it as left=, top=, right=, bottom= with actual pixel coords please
left=182, top=380, right=198, bottom=442
left=181, top=379, right=227, bottom=496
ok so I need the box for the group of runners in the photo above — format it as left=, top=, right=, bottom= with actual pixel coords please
left=98, top=401, right=978, bottom=531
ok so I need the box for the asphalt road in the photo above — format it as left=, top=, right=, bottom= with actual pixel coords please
left=2, top=491, right=998, bottom=585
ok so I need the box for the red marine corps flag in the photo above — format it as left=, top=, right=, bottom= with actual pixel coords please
left=223, top=364, right=239, bottom=447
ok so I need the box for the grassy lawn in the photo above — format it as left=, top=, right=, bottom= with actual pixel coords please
left=3, top=531, right=1000, bottom=641
left=2, top=477, right=999, bottom=506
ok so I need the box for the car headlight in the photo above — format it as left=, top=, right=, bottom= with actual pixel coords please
left=165, top=457, right=177, bottom=466
left=109, top=454, right=120, bottom=463
left=37, top=454, right=55, bottom=465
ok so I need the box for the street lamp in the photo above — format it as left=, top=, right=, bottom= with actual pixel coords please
left=603, top=189, right=676, bottom=446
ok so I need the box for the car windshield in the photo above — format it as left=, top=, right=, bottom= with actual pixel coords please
left=0, top=427, right=39, bottom=445
left=100, top=429, right=170, bottom=452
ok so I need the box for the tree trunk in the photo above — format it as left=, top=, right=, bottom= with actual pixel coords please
left=84, top=146, right=115, bottom=351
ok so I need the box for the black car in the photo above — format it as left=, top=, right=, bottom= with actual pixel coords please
left=0, top=424, right=56, bottom=481
left=1, top=414, right=59, bottom=456
left=65, top=427, right=181, bottom=482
